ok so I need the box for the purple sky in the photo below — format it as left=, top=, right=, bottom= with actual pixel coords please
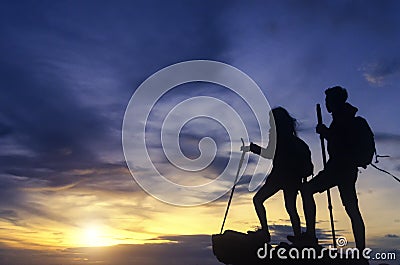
left=0, top=1, right=399, bottom=264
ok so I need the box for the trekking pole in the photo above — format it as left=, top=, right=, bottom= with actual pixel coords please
left=316, top=104, right=337, bottom=248
left=220, top=138, right=246, bottom=234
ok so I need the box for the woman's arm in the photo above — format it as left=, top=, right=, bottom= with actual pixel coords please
left=250, top=142, right=274, bottom=159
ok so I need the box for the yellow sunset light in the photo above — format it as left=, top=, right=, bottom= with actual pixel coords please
left=82, top=226, right=113, bottom=247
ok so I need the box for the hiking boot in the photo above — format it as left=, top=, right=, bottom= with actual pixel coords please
left=286, top=234, right=301, bottom=244
left=247, top=229, right=271, bottom=242
left=287, top=232, right=318, bottom=246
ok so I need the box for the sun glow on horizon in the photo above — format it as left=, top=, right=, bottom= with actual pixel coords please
left=81, top=226, right=116, bottom=247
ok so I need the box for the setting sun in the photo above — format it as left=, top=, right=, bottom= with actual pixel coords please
left=84, top=227, right=100, bottom=247
left=81, top=226, right=113, bottom=247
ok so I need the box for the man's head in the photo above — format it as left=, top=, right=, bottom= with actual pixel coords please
left=325, top=86, right=348, bottom=113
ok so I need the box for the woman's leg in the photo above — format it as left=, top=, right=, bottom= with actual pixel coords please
left=253, top=178, right=280, bottom=234
left=283, top=189, right=301, bottom=237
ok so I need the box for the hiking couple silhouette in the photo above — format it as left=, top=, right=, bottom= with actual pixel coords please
left=242, top=86, right=368, bottom=250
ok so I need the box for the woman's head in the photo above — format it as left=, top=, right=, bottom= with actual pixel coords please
left=269, top=107, right=297, bottom=137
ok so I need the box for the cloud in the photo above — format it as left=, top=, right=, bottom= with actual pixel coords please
left=0, top=210, right=20, bottom=226
left=362, top=59, right=400, bottom=86
left=0, top=228, right=344, bottom=265
left=0, top=234, right=219, bottom=265
left=374, top=132, right=400, bottom=143
left=368, top=234, right=400, bottom=250
left=268, top=224, right=339, bottom=246
left=385, top=234, right=399, bottom=238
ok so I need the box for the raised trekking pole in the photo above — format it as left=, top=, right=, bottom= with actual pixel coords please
left=316, top=104, right=337, bottom=248
left=220, top=138, right=246, bottom=234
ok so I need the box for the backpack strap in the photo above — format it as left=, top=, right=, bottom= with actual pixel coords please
left=369, top=147, right=398, bottom=183
left=370, top=163, right=400, bottom=183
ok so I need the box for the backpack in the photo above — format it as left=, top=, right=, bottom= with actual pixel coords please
left=352, top=116, right=375, bottom=168
left=293, top=138, right=314, bottom=179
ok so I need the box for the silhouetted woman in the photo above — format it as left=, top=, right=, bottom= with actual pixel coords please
left=243, top=107, right=313, bottom=242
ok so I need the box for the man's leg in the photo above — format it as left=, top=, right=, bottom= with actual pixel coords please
left=346, top=204, right=365, bottom=250
left=301, top=169, right=334, bottom=239
left=339, top=175, right=366, bottom=250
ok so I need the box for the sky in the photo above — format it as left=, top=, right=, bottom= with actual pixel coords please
left=0, top=0, right=400, bottom=264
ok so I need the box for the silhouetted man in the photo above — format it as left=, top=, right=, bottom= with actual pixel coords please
left=301, top=86, right=366, bottom=250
